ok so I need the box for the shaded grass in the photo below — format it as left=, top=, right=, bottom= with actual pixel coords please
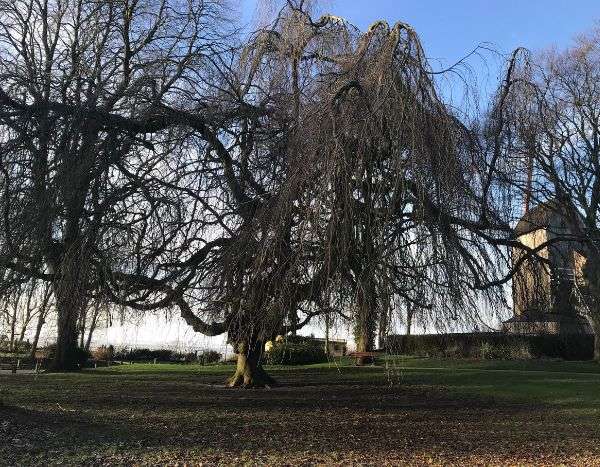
left=2, top=358, right=600, bottom=465
left=92, top=356, right=600, bottom=410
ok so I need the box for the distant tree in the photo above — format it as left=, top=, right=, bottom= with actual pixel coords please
left=491, top=30, right=600, bottom=360
left=0, top=274, right=51, bottom=354
left=489, top=32, right=600, bottom=359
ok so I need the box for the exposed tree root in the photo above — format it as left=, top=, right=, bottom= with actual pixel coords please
left=226, top=368, right=277, bottom=388
left=227, top=345, right=277, bottom=388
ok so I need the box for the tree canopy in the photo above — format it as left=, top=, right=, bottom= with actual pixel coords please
left=0, top=0, right=567, bottom=383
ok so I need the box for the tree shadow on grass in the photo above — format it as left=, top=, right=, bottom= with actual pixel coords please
left=2, top=373, right=600, bottom=465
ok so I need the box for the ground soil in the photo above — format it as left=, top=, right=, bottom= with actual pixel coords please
left=1, top=364, right=600, bottom=465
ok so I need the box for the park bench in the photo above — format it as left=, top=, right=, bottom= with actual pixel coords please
left=348, top=351, right=379, bottom=365
left=1, top=351, right=52, bottom=373
left=0, top=361, right=18, bottom=373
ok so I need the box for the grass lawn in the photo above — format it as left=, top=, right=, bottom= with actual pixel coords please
left=2, top=357, right=600, bottom=465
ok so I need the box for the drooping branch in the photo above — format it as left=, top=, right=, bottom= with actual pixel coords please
left=175, top=297, right=227, bottom=336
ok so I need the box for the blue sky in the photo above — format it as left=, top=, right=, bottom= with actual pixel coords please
left=238, top=0, right=600, bottom=102
left=323, top=1, right=599, bottom=58
left=240, top=0, right=600, bottom=57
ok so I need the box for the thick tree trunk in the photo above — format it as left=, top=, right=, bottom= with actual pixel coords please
left=50, top=291, right=81, bottom=371
left=355, top=283, right=376, bottom=365
left=355, top=328, right=375, bottom=365
left=49, top=265, right=86, bottom=371
left=227, top=340, right=276, bottom=388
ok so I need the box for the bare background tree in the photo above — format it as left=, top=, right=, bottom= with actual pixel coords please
left=0, top=0, right=231, bottom=370
left=0, top=276, right=52, bottom=355
left=492, top=28, right=600, bottom=360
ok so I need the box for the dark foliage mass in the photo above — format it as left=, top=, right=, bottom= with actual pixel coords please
left=386, top=333, right=594, bottom=360
left=265, top=336, right=328, bottom=365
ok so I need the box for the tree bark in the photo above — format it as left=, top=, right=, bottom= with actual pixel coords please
left=84, top=304, right=101, bottom=352
left=30, top=313, right=45, bottom=361
left=227, top=340, right=276, bottom=388
left=29, top=287, right=51, bottom=360
left=355, top=281, right=376, bottom=365
left=78, top=308, right=87, bottom=348
left=355, top=329, right=375, bottom=365
left=49, top=257, right=87, bottom=371
left=50, top=288, right=81, bottom=371
left=8, top=293, right=18, bottom=352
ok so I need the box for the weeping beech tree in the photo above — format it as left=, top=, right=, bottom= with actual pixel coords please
left=208, top=6, right=515, bottom=379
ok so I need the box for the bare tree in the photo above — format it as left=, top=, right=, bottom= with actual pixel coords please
left=0, top=0, right=231, bottom=370
left=491, top=29, right=600, bottom=360
left=0, top=274, right=51, bottom=355
left=203, top=5, right=515, bottom=378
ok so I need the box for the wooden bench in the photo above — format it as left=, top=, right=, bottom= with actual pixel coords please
left=0, top=362, right=18, bottom=373
left=348, top=351, right=379, bottom=365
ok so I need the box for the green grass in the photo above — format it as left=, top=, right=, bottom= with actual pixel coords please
left=2, top=358, right=600, bottom=465
left=90, top=357, right=600, bottom=413
left=379, top=356, right=600, bottom=409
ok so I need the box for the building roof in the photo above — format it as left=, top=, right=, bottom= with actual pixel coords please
left=514, top=201, right=559, bottom=237
left=514, top=199, right=583, bottom=237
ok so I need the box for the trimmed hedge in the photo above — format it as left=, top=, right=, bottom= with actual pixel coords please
left=265, top=336, right=327, bottom=365
left=112, top=347, right=221, bottom=363
left=113, top=348, right=176, bottom=362
left=384, top=332, right=594, bottom=360
left=42, top=344, right=92, bottom=366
